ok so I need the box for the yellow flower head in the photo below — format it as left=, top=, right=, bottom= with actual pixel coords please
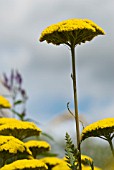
left=25, top=140, right=51, bottom=150
left=81, top=118, right=114, bottom=141
left=40, top=157, right=62, bottom=168
left=25, top=140, right=51, bottom=158
left=0, top=117, right=21, bottom=125
left=0, top=159, right=48, bottom=170
left=0, top=96, right=11, bottom=108
left=0, top=135, right=31, bottom=158
left=81, top=165, right=102, bottom=170
left=52, top=160, right=70, bottom=170
left=39, top=18, right=105, bottom=46
left=81, top=154, right=93, bottom=166
left=0, top=120, right=41, bottom=140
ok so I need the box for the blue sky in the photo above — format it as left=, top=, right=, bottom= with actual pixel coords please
left=0, top=0, right=114, bottom=128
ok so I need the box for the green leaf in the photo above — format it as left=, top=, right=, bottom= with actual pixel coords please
left=14, top=100, right=23, bottom=105
left=65, top=132, right=79, bottom=170
left=41, top=132, right=54, bottom=141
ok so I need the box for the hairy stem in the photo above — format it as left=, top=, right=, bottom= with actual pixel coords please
left=71, top=45, right=81, bottom=170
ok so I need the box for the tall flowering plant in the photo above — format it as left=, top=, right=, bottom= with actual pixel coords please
left=39, top=18, right=105, bottom=170
left=2, top=70, right=28, bottom=120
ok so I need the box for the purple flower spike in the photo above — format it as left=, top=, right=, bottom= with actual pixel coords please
left=10, top=69, right=14, bottom=87
left=3, top=73, right=8, bottom=84
left=15, top=70, right=22, bottom=85
left=21, top=89, right=28, bottom=100
left=3, top=73, right=11, bottom=90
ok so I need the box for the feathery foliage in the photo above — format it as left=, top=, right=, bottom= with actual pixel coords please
left=65, top=132, right=79, bottom=169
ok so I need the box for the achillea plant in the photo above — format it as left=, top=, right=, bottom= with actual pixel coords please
left=81, top=155, right=93, bottom=168
left=0, top=117, right=66, bottom=170
left=25, top=140, right=51, bottom=158
left=0, top=118, right=41, bottom=140
left=39, top=18, right=105, bottom=170
left=40, top=157, right=62, bottom=169
left=0, top=135, right=32, bottom=166
left=81, top=165, right=102, bottom=170
left=0, top=159, right=48, bottom=170
left=2, top=70, right=28, bottom=120
left=0, top=117, right=21, bottom=125
left=52, top=160, right=71, bottom=170
left=0, top=96, right=11, bottom=109
left=81, top=118, right=114, bottom=156
left=0, top=96, right=11, bottom=117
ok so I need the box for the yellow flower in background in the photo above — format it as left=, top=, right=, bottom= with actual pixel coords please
left=81, top=118, right=114, bottom=141
left=0, top=135, right=31, bottom=158
left=0, top=96, right=11, bottom=108
left=40, top=157, right=62, bottom=168
left=0, top=117, right=21, bottom=125
left=0, top=119, right=41, bottom=140
left=25, top=140, right=51, bottom=158
left=81, top=154, right=93, bottom=167
left=81, top=165, right=102, bottom=170
left=64, top=154, right=94, bottom=167
left=39, top=18, right=105, bottom=46
left=0, top=159, right=48, bottom=170
left=25, top=140, right=51, bottom=150
left=81, top=118, right=114, bottom=158
left=52, top=158, right=101, bottom=170
left=52, top=160, right=71, bottom=170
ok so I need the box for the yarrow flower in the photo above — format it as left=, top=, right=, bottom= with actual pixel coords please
left=81, top=165, right=102, bottom=170
left=52, top=160, right=71, bottom=170
left=39, top=18, right=105, bottom=46
left=0, top=135, right=31, bottom=159
left=52, top=157, right=101, bottom=170
left=25, top=140, right=51, bottom=158
left=0, top=117, right=21, bottom=125
left=0, top=96, right=11, bottom=108
left=81, top=118, right=114, bottom=141
left=39, top=18, right=105, bottom=170
left=0, top=119, right=41, bottom=140
left=40, top=157, right=62, bottom=168
left=0, top=159, right=48, bottom=170
left=81, top=155, right=93, bottom=167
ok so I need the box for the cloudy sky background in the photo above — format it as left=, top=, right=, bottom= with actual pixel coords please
left=0, top=0, right=114, bottom=131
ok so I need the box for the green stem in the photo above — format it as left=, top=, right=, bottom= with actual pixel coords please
left=107, top=137, right=114, bottom=157
left=71, top=45, right=81, bottom=170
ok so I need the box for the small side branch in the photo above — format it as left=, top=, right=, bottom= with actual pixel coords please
left=67, top=102, right=75, bottom=118
left=99, top=136, right=107, bottom=141
left=79, top=120, right=85, bottom=130
left=105, top=134, right=114, bottom=157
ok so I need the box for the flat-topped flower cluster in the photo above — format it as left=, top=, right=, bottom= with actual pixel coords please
left=0, top=96, right=11, bottom=108
left=39, top=18, right=105, bottom=46
left=81, top=118, right=114, bottom=141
